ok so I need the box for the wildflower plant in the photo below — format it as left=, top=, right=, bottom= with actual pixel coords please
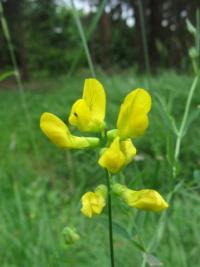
left=40, top=78, right=169, bottom=266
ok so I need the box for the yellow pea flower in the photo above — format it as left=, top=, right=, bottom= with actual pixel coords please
left=81, top=185, right=107, bottom=218
left=40, top=112, right=99, bottom=149
left=69, top=78, right=106, bottom=132
left=113, top=183, right=169, bottom=212
left=98, top=137, right=136, bottom=173
left=117, top=88, right=152, bottom=139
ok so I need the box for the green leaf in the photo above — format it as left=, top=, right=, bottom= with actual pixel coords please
left=186, top=19, right=196, bottom=35
left=131, top=236, right=146, bottom=252
left=183, top=108, right=200, bottom=136
left=131, top=225, right=138, bottom=237
left=113, top=221, right=132, bottom=240
left=67, top=0, right=106, bottom=76
left=193, top=170, right=200, bottom=184
left=99, top=217, right=146, bottom=252
left=154, top=93, right=178, bottom=135
left=166, top=134, right=175, bottom=166
left=0, top=70, right=15, bottom=81
left=145, top=254, right=163, bottom=266
left=112, top=221, right=146, bottom=252
left=181, top=190, right=200, bottom=202
left=99, top=217, right=131, bottom=240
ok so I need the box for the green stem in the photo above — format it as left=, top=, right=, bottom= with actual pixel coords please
left=174, top=75, right=199, bottom=162
left=105, top=170, right=115, bottom=267
left=142, top=76, right=199, bottom=266
left=0, top=2, right=39, bottom=159
left=68, top=0, right=106, bottom=76
left=137, top=0, right=151, bottom=89
left=70, top=0, right=96, bottom=77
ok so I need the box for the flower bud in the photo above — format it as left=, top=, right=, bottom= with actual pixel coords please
left=62, top=226, right=80, bottom=245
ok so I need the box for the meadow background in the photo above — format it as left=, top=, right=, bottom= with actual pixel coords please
left=0, top=0, right=200, bottom=266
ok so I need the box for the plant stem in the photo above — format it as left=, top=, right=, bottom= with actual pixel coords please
left=137, top=0, right=151, bottom=89
left=68, top=0, right=106, bottom=76
left=174, top=9, right=200, bottom=164
left=105, top=170, right=115, bottom=267
left=141, top=76, right=199, bottom=267
left=70, top=0, right=96, bottom=77
left=0, top=2, right=39, bottom=159
left=174, top=75, right=199, bottom=162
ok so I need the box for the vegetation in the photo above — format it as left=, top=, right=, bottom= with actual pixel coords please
left=0, top=71, right=200, bottom=266
left=1, top=0, right=200, bottom=76
left=0, top=0, right=200, bottom=266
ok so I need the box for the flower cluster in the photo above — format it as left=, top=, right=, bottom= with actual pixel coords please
left=40, top=78, right=168, bottom=218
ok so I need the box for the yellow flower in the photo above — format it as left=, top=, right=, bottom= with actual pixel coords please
left=98, top=137, right=136, bottom=173
left=81, top=185, right=107, bottom=218
left=117, top=88, right=152, bottom=139
left=69, top=78, right=106, bottom=132
left=113, top=184, right=169, bottom=212
left=40, top=112, right=99, bottom=149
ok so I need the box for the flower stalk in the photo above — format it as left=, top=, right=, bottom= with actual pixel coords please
left=106, top=170, right=115, bottom=267
left=40, top=77, right=168, bottom=267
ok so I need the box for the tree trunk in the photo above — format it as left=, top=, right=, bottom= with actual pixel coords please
left=99, top=12, right=111, bottom=68
left=4, top=0, right=29, bottom=80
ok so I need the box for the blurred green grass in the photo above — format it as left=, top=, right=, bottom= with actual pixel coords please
left=0, top=71, right=200, bottom=266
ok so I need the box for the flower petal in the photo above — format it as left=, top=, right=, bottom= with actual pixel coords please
left=83, top=78, right=106, bottom=122
left=98, top=137, right=126, bottom=173
left=91, top=196, right=105, bottom=215
left=68, top=99, right=92, bottom=131
left=81, top=192, right=93, bottom=218
left=117, top=88, right=151, bottom=139
left=120, top=139, right=137, bottom=165
left=68, top=79, right=106, bottom=132
left=40, top=112, right=99, bottom=149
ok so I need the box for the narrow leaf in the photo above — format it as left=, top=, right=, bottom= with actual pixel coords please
left=99, top=217, right=131, bottom=240
left=193, top=170, right=200, bottom=185
left=0, top=70, right=15, bottom=81
left=186, top=18, right=196, bottom=35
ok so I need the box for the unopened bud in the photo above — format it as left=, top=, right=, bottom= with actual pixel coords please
left=189, top=47, right=198, bottom=59
left=62, top=226, right=80, bottom=245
